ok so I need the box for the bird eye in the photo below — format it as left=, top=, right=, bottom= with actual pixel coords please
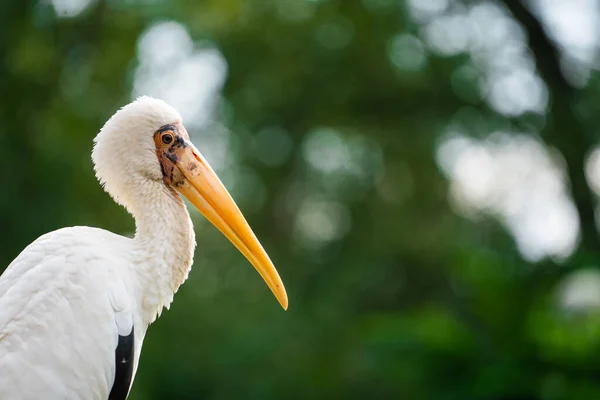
left=161, top=133, right=174, bottom=145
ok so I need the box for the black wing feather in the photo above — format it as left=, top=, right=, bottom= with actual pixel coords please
left=108, top=328, right=135, bottom=400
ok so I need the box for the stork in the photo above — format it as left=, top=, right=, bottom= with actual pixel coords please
left=0, top=96, right=288, bottom=400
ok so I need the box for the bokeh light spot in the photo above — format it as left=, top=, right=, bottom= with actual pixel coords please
left=51, top=0, right=95, bottom=18
left=294, top=198, right=351, bottom=248
left=487, top=69, right=548, bottom=116
left=424, top=14, right=472, bottom=56
left=407, top=0, right=449, bottom=22
left=387, top=34, right=427, bottom=72
left=437, top=132, right=579, bottom=261
left=303, top=128, right=349, bottom=173
left=558, top=269, right=600, bottom=312
left=133, top=21, right=228, bottom=129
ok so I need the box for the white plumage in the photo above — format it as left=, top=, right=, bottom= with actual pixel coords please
left=0, top=97, right=287, bottom=400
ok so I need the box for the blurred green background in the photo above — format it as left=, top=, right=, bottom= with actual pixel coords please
left=2, top=0, right=600, bottom=399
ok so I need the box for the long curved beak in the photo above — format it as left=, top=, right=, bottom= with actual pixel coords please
left=170, top=142, right=288, bottom=310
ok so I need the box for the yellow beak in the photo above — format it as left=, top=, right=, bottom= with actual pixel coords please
left=170, top=142, right=288, bottom=310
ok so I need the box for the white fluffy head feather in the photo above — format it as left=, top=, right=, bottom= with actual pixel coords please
left=92, top=96, right=182, bottom=214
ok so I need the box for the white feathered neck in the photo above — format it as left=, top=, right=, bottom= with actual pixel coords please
left=92, top=96, right=196, bottom=324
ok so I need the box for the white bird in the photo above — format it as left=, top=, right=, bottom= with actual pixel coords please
left=0, top=97, right=288, bottom=400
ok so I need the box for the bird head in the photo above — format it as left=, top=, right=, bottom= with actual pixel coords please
left=92, top=96, right=287, bottom=310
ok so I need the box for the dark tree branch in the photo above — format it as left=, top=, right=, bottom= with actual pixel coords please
left=501, top=0, right=600, bottom=257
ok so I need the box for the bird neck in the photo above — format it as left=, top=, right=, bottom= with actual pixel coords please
left=130, top=181, right=196, bottom=325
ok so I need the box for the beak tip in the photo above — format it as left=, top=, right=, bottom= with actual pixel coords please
left=276, top=289, right=288, bottom=311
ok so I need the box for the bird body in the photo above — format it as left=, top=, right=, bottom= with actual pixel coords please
left=0, top=97, right=287, bottom=399
left=0, top=227, right=137, bottom=399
